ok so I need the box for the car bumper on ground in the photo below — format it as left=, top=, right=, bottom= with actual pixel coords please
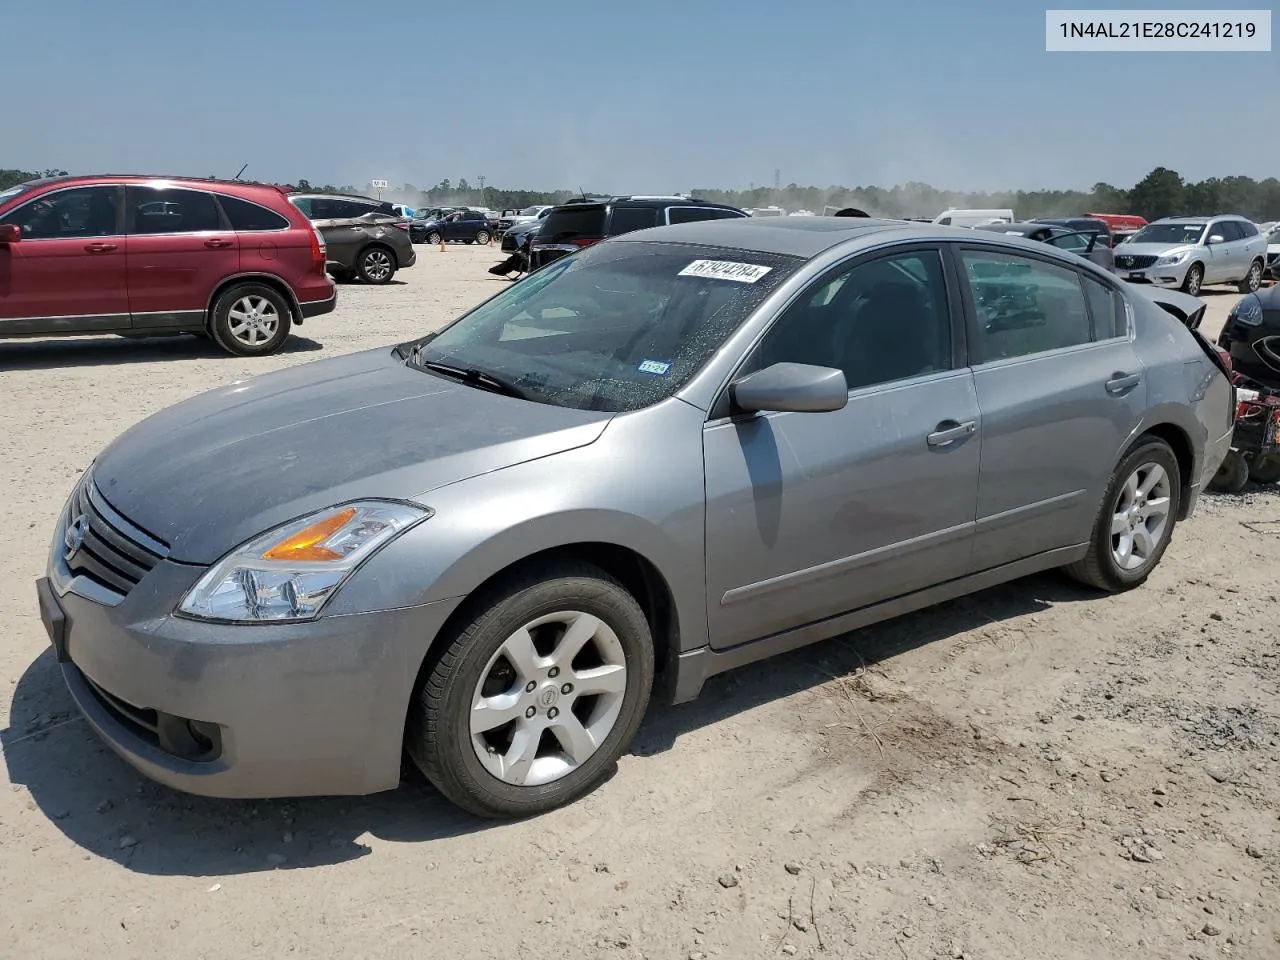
left=39, top=520, right=461, bottom=798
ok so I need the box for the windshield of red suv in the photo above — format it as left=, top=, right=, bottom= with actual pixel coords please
left=401, top=240, right=803, bottom=412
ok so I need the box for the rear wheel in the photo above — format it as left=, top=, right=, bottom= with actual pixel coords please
left=1181, top=263, right=1204, bottom=296
left=1247, top=453, right=1280, bottom=484
left=426, top=231, right=442, bottom=245
left=356, top=246, right=396, bottom=284
left=406, top=561, right=654, bottom=819
left=475, top=229, right=492, bottom=245
left=1210, top=450, right=1249, bottom=493
left=1238, top=259, right=1264, bottom=294
left=208, top=283, right=292, bottom=357
left=1064, top=437, right=1180, bottom=592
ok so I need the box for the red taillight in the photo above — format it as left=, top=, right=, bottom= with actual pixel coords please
left=1215, top=345, right=1232, bottom=372
left=308, top=225, right=326, bottom=267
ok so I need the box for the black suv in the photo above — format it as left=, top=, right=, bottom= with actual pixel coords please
left=529, top=196, right=747, bottom=270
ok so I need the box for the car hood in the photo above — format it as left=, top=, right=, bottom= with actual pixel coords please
left=91, top=348, right=614, bottom=564
left=1115, top=242, right=1195, bottom=258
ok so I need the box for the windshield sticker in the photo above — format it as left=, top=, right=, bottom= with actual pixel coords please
left=638, top=359, right=671, bottom=375
left=678, top=259, right=773, bottom=283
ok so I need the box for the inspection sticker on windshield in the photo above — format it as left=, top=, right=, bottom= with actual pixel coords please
left=678, top=259, right=772, bottom=283
left=638, top=359, right=671, bottom=375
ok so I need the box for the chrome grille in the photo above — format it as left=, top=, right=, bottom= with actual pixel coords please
left=1115, top=254, right=1157, bottom=270
left=63, top=475, right=168, bottom=599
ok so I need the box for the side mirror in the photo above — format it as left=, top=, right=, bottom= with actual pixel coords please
left=1208, top=234, right=1225, bottom=245
left=0, top=224, right=20, bottom=244
left=730, top=362, right=848, bottom=414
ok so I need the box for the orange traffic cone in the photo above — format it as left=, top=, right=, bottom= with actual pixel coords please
left=439, top=236, right=447, bottom=253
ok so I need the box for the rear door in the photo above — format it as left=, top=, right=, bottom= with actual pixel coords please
left=954, top=243, right=1146, bottom=570
left=606, top=205, right=660, bottom=237
left=0, top=184, right=129, bottom=334
left=125, top=185, right=239, bottom=331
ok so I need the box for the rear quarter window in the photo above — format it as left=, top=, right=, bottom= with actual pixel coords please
left=607, top=206, right=660, bottom=235
left=219, top=194, right=290, bottom=231
left=540, top=206, right=607, bottom=240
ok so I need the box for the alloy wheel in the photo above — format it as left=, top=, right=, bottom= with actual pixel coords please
left=1111, top=461, right=1172, bottom=571
left=362, top=249, right=393, bottom=282
left=469, top=610, right=627, bottom=787
left=227, top=295, right=280, bottom=347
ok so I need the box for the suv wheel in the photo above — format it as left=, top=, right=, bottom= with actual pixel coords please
left=475, top=229, right=492, bottom=245
left=1181, top=263, right=1204, bottom=296
left=357, top=246, right=396, bottom=284
left=406, top=561, right=654, bottom=819
left=209, top=284, right=292, bottom=357
left=1064, top=436, right=1181, bottom=592
left=426, top=231, right=442, bottom=245
left=1238, top=259, right=1263, bottom=294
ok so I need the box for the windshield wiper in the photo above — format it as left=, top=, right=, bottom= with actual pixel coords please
left=411, top=353, right=528, bottom=400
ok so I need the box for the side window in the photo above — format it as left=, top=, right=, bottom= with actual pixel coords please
left=1046, top=231, right=1090, bottom=253
left=961, top=249, right=1092, bottom=361
left=607, top=206, right=659, bottom=235
left=290, top=196, right=314, bottom=217
left=127, top=187, right=222, bottom=234
left=1082, top=275, right=1126, bottom=339
left=748, top=250, right=953, bottom=392
left=1237, top=220, right=1259, bottom=238
left=0, top=186, right=119, bottom=239
left=667, top=207, right=743, bottom=225
left=218, top=195, right=290, bottom=231
left=1212, top=221, right=1240, bottom=242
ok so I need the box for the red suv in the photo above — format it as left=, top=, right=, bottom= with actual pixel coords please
left=0, top=174, right=336, bottom=356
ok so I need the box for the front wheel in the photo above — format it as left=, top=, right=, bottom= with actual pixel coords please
left=1238, top=259, right=1264, bottom=294
left=406, top=562, right=654, bottom=819
left=208, top=283, right=292, bottom=357
left=1181, top=263, right=1204, bottom=296
left=426, top=231, right=442, bottom=245
left=356, top=246, right=396, bottom=284
left=1064, top=437, right=1181, bottom=592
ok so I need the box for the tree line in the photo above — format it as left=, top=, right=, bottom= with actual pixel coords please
left=4, top=166, right=1279, bottom=223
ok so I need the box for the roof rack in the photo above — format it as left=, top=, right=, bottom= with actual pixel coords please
left=610, top=195, right=703, bottom=202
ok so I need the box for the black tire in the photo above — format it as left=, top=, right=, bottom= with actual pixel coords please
left=426, top=231, right=442, bottom=245
left=406, top=561, right=655, bottom=819
left=1209, top=450, right=1249, bottom=493
left=1247, top=453, right=1280, bottom=484
left=208, top=283, right=292, bottom=357
left=1238, top=259, right=1264, bottom=294
left=475, top=229, right=492, bottom=245
left=356, top=246, right=396, bottom=284
left=1181, top=263, right=1204, bottom=296
left=1064, top=437, right=1181, bottom=592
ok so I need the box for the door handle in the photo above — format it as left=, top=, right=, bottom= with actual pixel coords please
left=83, top=242, right=117, bottom=252
left=204, top=238, right=234, bottom=248
left=1105, top=372, right=1141, bottom=395
left=927, top=419, right=977, bottom=447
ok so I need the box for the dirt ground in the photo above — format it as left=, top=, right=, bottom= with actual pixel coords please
left=1, top=244, right=1277, bottom=960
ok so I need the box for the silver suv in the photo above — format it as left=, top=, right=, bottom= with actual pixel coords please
left=1114, top=215, right=1266, bottom=296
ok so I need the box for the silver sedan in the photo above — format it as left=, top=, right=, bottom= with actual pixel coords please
left=38, top=217, right=1234, bottom=818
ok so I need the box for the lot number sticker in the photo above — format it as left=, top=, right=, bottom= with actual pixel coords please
left=678, top=259, right=773, bottom=283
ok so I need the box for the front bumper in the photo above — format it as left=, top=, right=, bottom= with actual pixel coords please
left=1118, top=260, right=1189, bottom=288
left=40, top=533, right=461, bottom=798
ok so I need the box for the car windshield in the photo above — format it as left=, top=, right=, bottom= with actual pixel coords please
left=1131, top=223, right=1205, bottom=245
left=401, top=240, right=804, bottom=412
left=519, top=206, right=543, bottom=216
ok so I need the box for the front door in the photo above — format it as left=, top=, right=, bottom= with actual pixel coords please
left=0, top=184, right=128, bottom=335
left=954, top=244, right=1148, bottom=570
left=703, top=246, right=981, bottom=650
left=124, top=185, right=240, bottom=331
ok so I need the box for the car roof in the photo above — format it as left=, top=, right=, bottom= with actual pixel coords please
left=611, top=216, right=989, bottom=259
left=978, top=221, right=1057, bottom=233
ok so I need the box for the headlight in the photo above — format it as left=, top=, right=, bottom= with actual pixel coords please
left=177, top=501, right=430, bottom=623
left=1156, top=251, right=1189, bottom=267
left=1233, top=295, right=1263, bottom=327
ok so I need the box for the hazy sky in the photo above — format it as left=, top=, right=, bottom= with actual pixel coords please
left=6, top=0, right=1276, bottom=194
